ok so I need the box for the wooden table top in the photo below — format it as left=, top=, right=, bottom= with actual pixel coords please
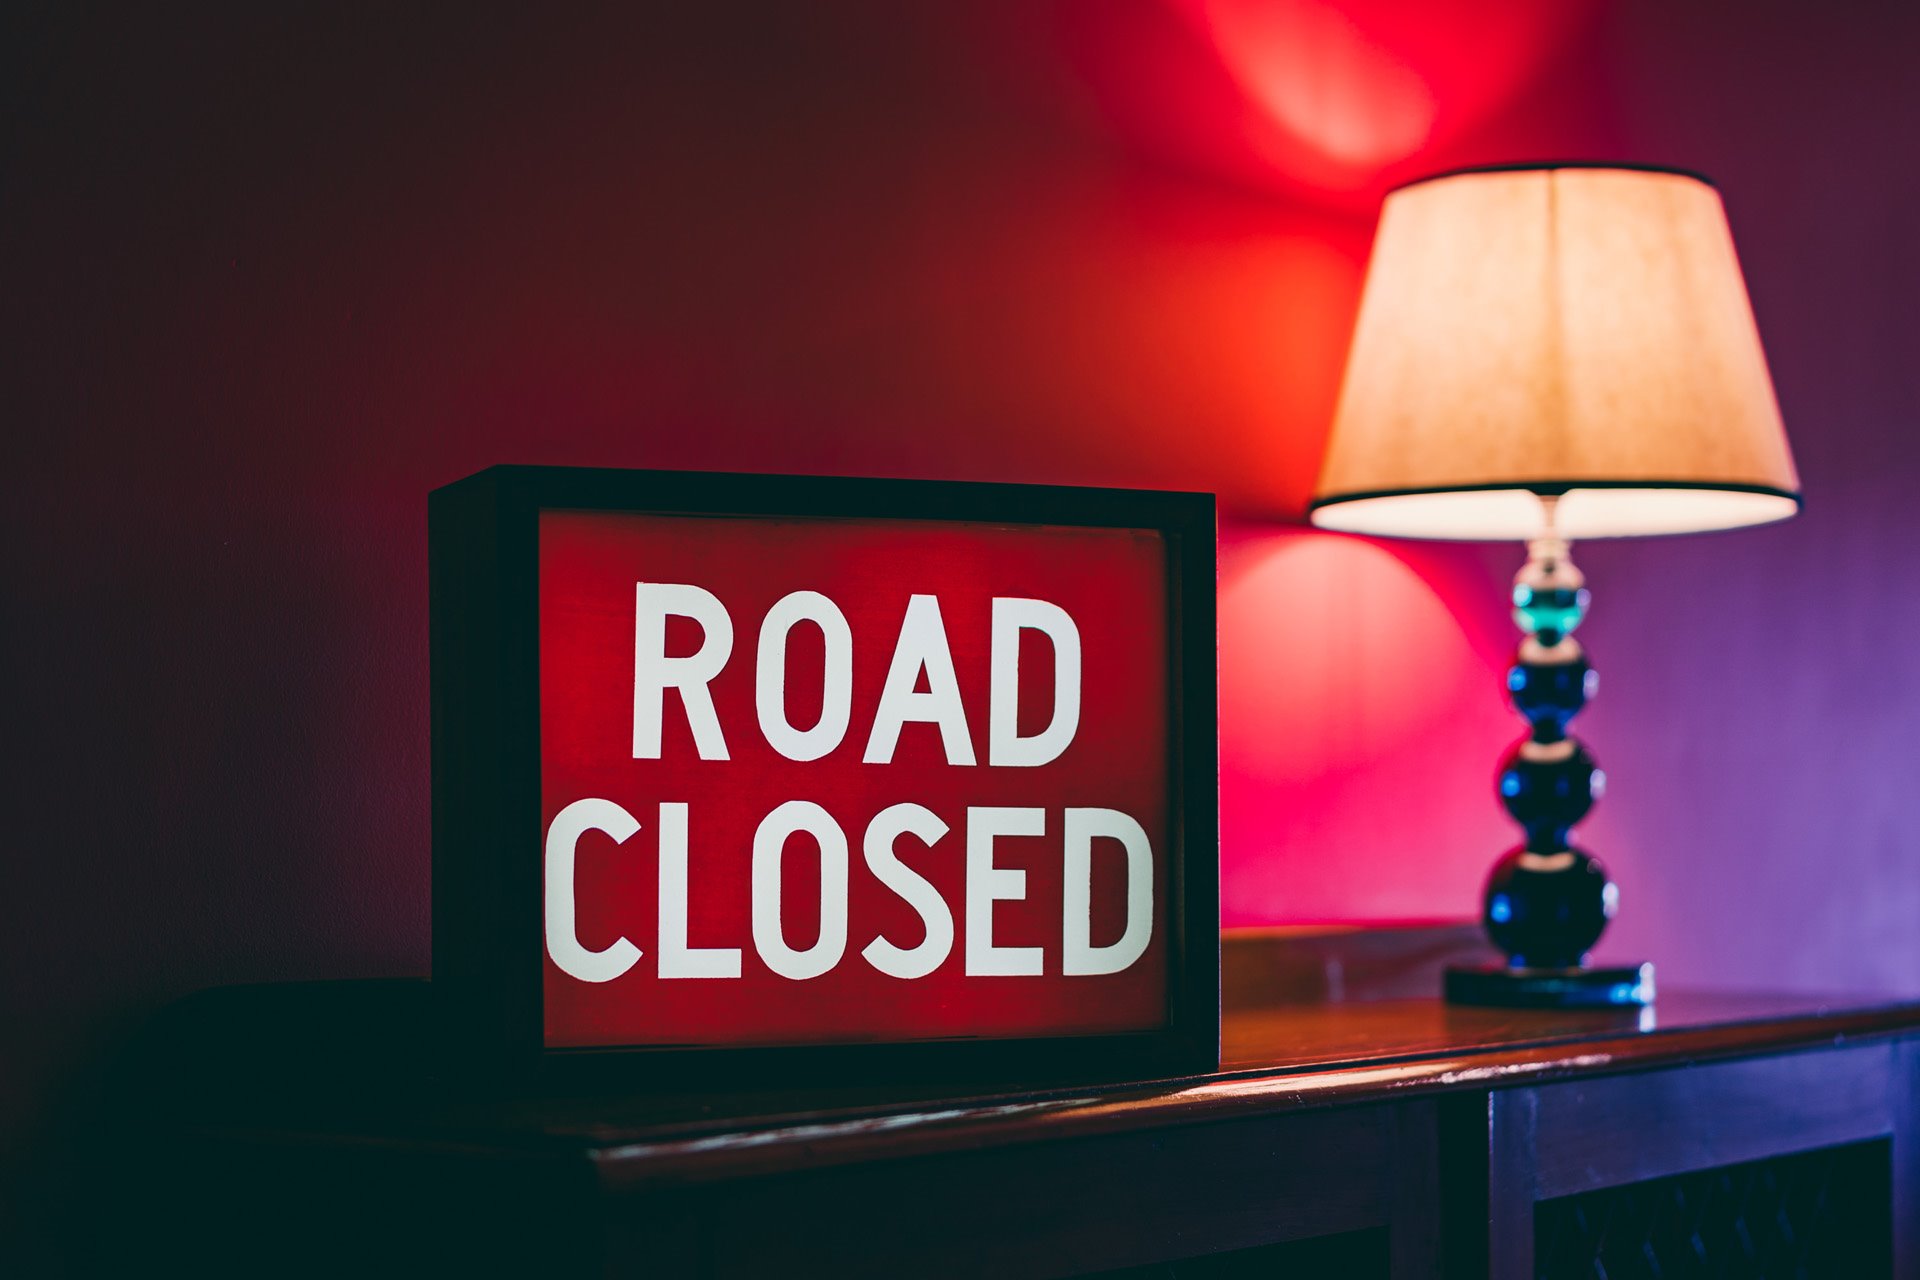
left=144, top=981, right=1920, bottom=1188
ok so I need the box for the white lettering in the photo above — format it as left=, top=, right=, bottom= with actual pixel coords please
left=988, top=597, right=1082, bottom=768
left=860, top=803, right=954, bottom=979
left=1062, top=807, right=1154, bottom=976
left=633, top=583, right=734, bottom=760
left=656, top=802, right=743, bottom=978
left=863, top=594, right=976, bottom=766
left=544, top=798, right=643, bottom=984
left=751, top=800, right=850, bottom=980
left=755, top=590, right=854, bottom=762
left=964, top=806, right=1045, bottom=976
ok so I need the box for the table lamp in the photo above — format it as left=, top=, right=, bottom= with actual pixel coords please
left=1309, top=164, right=1800, bottom=1008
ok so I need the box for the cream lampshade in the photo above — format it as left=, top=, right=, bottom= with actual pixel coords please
left=1311, top=164, right=1799, bottom=541
left=1308, top=164, right=1800, bottom=1009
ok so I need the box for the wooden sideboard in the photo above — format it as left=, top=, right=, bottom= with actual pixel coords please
left=111, top=947, right=1920, bottom=1278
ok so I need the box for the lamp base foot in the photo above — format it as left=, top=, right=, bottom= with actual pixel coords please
left=1444, top=962, right=1654, bottom=1008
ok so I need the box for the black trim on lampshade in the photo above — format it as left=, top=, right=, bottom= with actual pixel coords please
left=1308, top=478, right=1802, bottom=512
left=1386, top=160, right=1718, bottom=197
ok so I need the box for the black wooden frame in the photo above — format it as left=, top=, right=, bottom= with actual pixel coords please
left=430, top=464, right=1219, bottom=1087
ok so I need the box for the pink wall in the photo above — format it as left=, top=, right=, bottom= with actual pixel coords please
left=6, top=0, right=1919, bottom=1255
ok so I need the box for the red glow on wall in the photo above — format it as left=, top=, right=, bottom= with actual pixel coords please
left=1053, top=0, right=1601, bottom=199
left=1218, top=527, right=1515, bottom=923
left=1172, top=0, right=1439, bottom=181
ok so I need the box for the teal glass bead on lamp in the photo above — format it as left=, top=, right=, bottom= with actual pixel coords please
left=1309, top=164, right=1801, bottom=1008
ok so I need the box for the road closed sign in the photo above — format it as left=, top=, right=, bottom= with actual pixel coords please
left=431, top=467, right=1217, bottom=1080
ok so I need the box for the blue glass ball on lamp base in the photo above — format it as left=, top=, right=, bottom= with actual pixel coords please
left=1497, top=738, right=1602, bottom=840
left=1481, top=846, right=1616, bottom=970
left=1507, top=651, right=1595, bottom=743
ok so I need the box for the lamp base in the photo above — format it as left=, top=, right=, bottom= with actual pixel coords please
left=1444, top=962, right=1654, bottom=1008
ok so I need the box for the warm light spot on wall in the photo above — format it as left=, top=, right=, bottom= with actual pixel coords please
left=1219, top=527, right=1515, bottom=923
left=1174, top=0, right=1437, bottom=178
left=1223, top=529, right=1469, bottom=775
left=1045, top=0, right=1603, bottom=198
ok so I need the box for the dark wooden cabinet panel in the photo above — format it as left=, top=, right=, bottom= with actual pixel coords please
left=1086, top=1230, right=1391, bottom=1279
left=1896, top=1040, right=1920, bottom=1277
left=1529, top=1045, right=1897, bottom=1199
left=655, top=1106, right=1410, bottom=1279
left=1448, top=1044, right=1915, bottom=1279
left=1534, top=1140, right=1892, bottom=1280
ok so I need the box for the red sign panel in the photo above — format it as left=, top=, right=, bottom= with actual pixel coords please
left=538, top=511, right=1171, bottom=1049
left=431, top=466, right=1216, bottom=1079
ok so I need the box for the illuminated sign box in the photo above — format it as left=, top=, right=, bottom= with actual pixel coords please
left=431, top=466, right=1217, bottom=1081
